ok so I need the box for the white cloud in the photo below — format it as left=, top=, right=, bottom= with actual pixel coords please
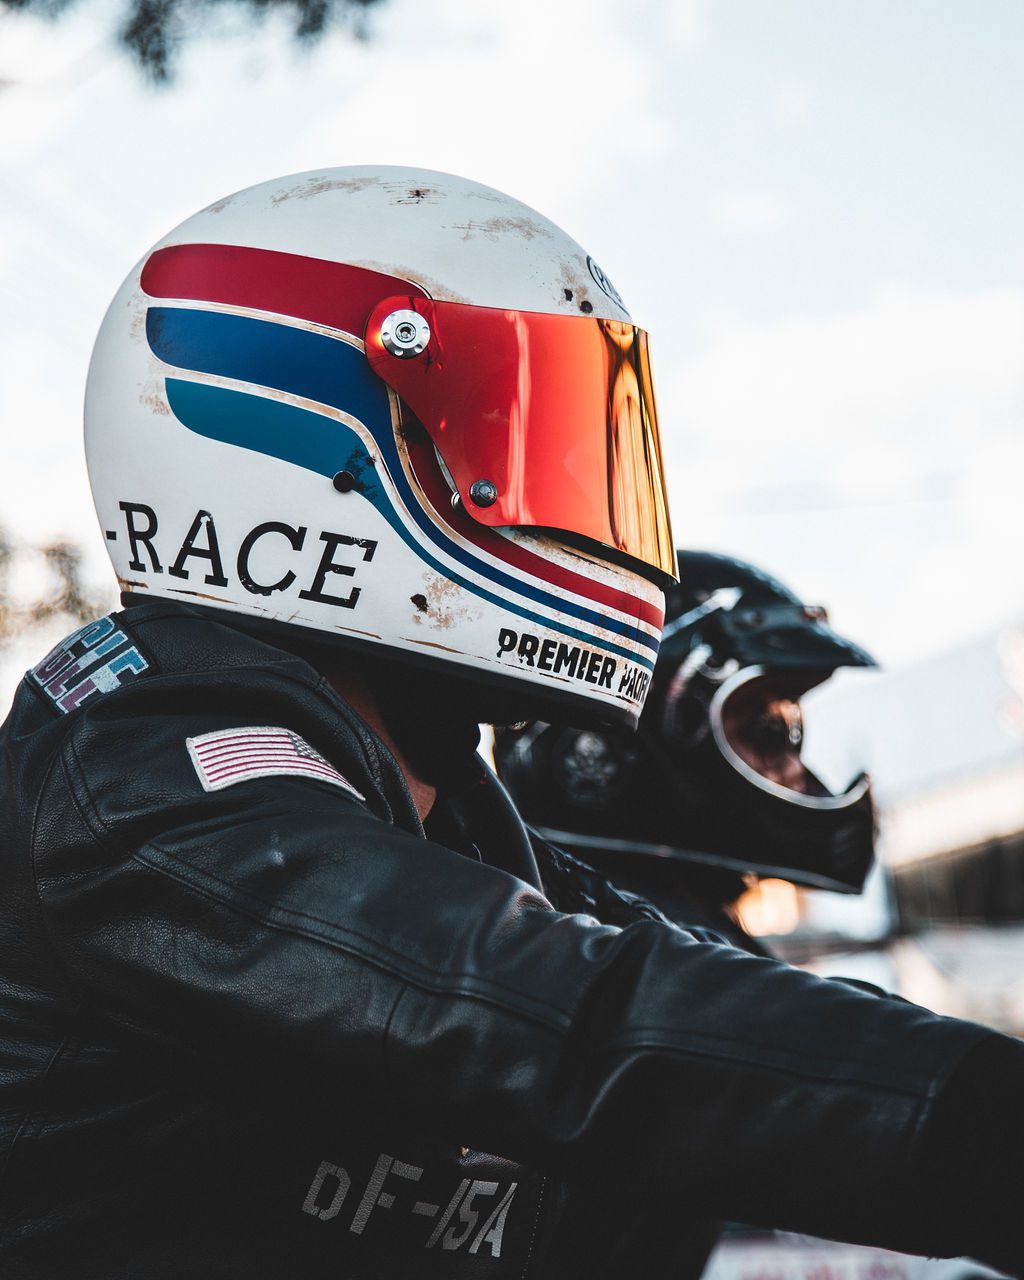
left=709, top=187, right=796, bottom=232
left=776, top=84, right=811, bottom=125
left=296, top=0, right=672, bottom=217
left=0, top=5, right=119, bottom=162
left=662, top=0, right=708, bottom=51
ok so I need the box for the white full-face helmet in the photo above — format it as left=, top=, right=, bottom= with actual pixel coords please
left=85, top=166, right=675, bottom=727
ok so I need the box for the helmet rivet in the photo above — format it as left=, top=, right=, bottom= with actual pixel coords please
left=469, top=479, right=498, bottom=507
left=380, top=309, right=430, bottom=358
left=332, top=470, right=356, bottom=493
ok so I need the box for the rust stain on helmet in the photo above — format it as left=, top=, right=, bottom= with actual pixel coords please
left=410, top=574, right=479, bottom=631
left=168, top=587, right=234, bottom=604
left=558, top=261, right=598, bottom=315
left=387, top=183, right=443, bottom=205
left=140, top=383, right=170, bottom=416
left=271, top=175, right=382, bottom=204
left=361, top=258, right=472, bottom=304
left=445, top=215, right=552, bottom=243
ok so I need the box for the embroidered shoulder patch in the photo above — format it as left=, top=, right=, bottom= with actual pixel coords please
left=29, top=615, right=151, bottom=715
left=186, top=726, right=366, bottom=799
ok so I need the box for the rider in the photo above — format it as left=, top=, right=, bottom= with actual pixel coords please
left=494, top=548, right=878, bottom=950
left=0, top=167, right=1021, bottom=1278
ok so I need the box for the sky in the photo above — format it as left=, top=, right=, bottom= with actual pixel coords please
left=1, top=0, right=1022, bottom=708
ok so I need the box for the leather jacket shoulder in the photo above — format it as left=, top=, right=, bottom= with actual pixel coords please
left=0, top=603, right=1002, bottom=1277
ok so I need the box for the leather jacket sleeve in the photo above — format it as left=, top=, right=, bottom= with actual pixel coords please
left=27, top=658, right=1004, bottom=1268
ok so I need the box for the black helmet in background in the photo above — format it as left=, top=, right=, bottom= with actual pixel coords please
left=494, top=550, right=877, bottom=896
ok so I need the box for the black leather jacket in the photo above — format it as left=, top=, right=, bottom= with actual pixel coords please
left=0, top=602, right=1008, bottom=1277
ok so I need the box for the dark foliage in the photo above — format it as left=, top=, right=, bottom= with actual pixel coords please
left=0, top=532, right=111, bottom=649
left=0, top=0, right=385, bottom=81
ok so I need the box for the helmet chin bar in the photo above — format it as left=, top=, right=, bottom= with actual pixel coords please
left=529, top=828, right=867, bottom=896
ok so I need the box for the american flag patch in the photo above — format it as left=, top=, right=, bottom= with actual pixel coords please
left=186, top=726, right=365, bottom=799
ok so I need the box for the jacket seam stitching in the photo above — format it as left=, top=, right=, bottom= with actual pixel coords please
left=518, top=1173, right=547, bottom=1279
left=28, top=738, right=91, bottom=994
left=138, top=838, right=572, bottom=1029
left=596, top=1026, right=948, bottom=1093
left=0, top=1034, right=77, bottom=1191
left=29, top=744, right=152, bottom=1031
left=597, top=1032, right=933, bottom=1096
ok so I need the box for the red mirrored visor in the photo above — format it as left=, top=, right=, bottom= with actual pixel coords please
left=365, top=296, right=677, bottom=582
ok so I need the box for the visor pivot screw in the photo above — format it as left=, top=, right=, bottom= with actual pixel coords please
left=469, top=479, right=498, bottom=508
left=381, top=309, right=430, bottom=358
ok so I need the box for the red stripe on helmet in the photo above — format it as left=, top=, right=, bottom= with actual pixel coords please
left=141, top=243, right=428, bottom=336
